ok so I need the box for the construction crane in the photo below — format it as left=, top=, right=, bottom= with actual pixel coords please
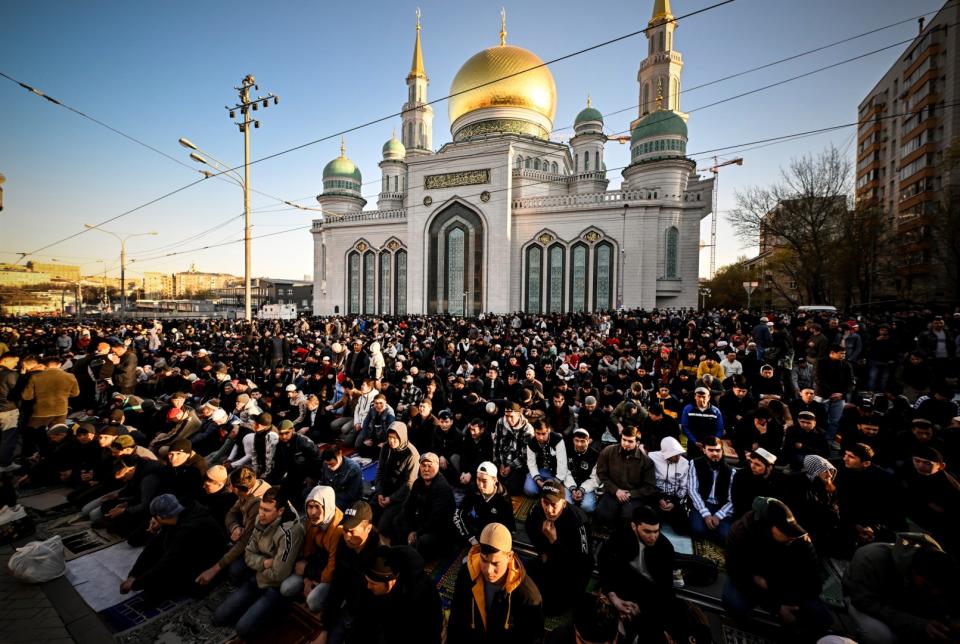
left=706, top=156, right=743, bottom=278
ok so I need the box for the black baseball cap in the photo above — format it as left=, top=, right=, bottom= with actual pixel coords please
left=340, top=500, right=373, bottom=530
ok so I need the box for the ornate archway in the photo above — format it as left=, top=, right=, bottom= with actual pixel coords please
left=426, top=201, right=485, bottom=315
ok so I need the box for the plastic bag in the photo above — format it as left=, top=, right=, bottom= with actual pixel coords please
left=7, top=535, right=65, bottom=583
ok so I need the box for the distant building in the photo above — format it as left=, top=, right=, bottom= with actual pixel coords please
left=0, top=264, right=52, bottom=287
left=142, top=272, right=174, bottom=298
left=26, top=261, right=80, bottom=282
left=856, top=2, right=959, bottom=299
left=216, top=278, right=313, bottom=314
left=173, top=264, right=240, bottom=297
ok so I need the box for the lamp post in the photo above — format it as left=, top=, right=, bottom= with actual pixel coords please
left=181, top=75, right=279, bottom=322
left=698, top=286, right=712, bottom=311
left=84, top=226, right=157, bottom=318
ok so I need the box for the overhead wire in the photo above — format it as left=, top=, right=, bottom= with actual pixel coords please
left=122, top=98, right=957, bottom=269
left=8, top=0, right=738, bottom=262
left=8, top=2, right=942, bottom=266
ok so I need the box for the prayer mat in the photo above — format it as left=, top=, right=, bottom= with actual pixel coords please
left=17, top=487, right=72, bottom=510
left=692, top=538, right=726, bottom=571
left=720, top=622, right=777, bottom=643
left=34, top=512, right=124, bottom=560
left=425, top=547, right=467, bottom=607
left=721, top=438, right=739, bottom=460
left=820, top=558, right=849, bottom=609
left=66, top=541, right=144, bottom=610
left=511, top=495, right=537, bottom=522
left=113, top=583, right=235, bottom=644
left=247, top=604, right=322, bottom=644
left=99, top=593, right=188, bottom=633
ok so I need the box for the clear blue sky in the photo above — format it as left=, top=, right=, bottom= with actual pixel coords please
left=0, top=0, right=946, bottom=281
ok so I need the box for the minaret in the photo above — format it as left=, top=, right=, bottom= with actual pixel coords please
left=634, top=0, right=686, bottom=129
left=401, top=8, right=433, bottom=156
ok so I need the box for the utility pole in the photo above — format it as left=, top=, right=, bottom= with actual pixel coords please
left=619, top=203, right=628, bottom=309
left=226, top=75, right=279, bottom=322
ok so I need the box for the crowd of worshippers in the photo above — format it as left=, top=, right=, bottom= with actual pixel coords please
left=0, top=308, right=958, bottom=643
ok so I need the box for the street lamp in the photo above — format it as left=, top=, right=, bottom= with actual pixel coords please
left=84, top=225, right=157, bottom=318
left=698, top=286, right=712, bottom=311
left=180, top=137, right=252, bottom=319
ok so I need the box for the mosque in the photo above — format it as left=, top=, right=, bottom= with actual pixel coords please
left=311, top=0, right=713, bottom=316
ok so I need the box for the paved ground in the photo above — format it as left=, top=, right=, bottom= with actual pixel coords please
left=0, top=541, right=115, bottom=644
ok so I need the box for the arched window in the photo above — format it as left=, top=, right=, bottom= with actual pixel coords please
left=551, top=161, right=558, bottom=174
left=584, top=152, right=590, bottom=172
left=525, top=158, right=531, bottom=169
left=594, top=241, right=613, bottom=310
left=642, top=83, right=650, bottom=115
left=393, top=175, right=398, bottom=192
left=569, top=242, right=588, bottom=313
left=379, top=252, right=391, bottom=314
left=533, top=158, right=541, bottom=170
left=526, top=245, right=542, bottom=313
left=427, top=203, right=484, bottom=315
left=418, top=123, right=425, bottom=148
left=665, top=227, right=679, bottom=278
left=515, top=156, right=522, bottom=169
left=405, top=122, right=413, bottom=149
left=594, top=151, right=600, bottom=173
left=547, top=243, right=565, bottom=313
left=574, top=154, right=578, bottom=172
left=446, top=227, right=466, bottom=315
left=363, top=251, right=376, bottom=313
left=658, top=31, right=664, bottom=52
left=347, top=251, right=360, bottom=314
left=394, top=250, right=407, bottom=315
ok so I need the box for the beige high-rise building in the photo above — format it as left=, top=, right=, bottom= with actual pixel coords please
left=26, top=261, right=81, bottom=282
left=142, top=272, right=173, bottom=298
left=856, top=2, right=960, bottom=298
left=173, top=265, right=240, bottom=297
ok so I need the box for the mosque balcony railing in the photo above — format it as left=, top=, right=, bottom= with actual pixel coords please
left=311, top=208, right=407, bottom=229
left=378, top=192, right=406, bottom=201
left=511, top=168, right=570, bottom=185
left=640, top=51, right=683, bottom=70
left=512, top=188, right=657, bottom=211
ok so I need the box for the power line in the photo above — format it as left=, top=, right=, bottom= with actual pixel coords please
left=124, top=99, right=958, bottom=270
left=10, top=0, right=737, bottom=262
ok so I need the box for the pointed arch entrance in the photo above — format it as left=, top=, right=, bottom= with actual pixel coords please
left=427, top=201, right=485, bottom=315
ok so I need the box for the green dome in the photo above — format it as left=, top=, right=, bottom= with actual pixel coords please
left=631, top=110, right=687, bottom=144
left=382, top=136, right=406, bottom=159
left=575, top=105, right=603, bottom=125
left=323, top=155, right=362, bottom=183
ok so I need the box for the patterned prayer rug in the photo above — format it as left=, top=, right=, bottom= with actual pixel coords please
left=113, top=583, right=235, bottom=644
left=692, top=538, right=726, bottom=571
left=511, top=495, right=537, bottom=522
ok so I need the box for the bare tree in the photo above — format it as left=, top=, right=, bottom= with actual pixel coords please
left=728, top=146, right=851, bottom=304
left=830, top=201, right=892, bottom=308
left=930, top=138, right=960, bottom=302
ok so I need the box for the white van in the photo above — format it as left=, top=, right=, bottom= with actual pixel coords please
left=797, top=305, right=838, bottom=315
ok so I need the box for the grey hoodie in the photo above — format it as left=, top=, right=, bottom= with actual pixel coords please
left=305, top=485, right=337, bottom=528
left=375, top=421, right=420, bottom=504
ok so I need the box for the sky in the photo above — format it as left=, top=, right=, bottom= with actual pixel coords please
left=0, top=0, right=947, bottom=283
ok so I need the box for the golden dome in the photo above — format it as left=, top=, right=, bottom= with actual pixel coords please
left=448, top=44, right=557, bottom=127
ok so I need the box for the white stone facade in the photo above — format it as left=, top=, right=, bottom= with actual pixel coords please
left=311, top=1, right=712, bottom=316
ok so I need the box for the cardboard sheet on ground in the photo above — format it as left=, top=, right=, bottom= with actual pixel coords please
left=18, top=488, right=71, bottom=510
left=66, top=542, right=144, bottom=611
left=661, top=525, right=694, bottom=555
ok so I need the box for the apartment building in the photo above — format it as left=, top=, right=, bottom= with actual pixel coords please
left=856, top=2, right=960, bottom=299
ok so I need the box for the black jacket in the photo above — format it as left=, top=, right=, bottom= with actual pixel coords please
left=447, top=547, right=544, bottom=644
left=0, top=365, right=18, bottom=413
left=525, top=502, right=592, bottom=578
left=129, top=503, right=223, bottom=592
left=401, top=472, right=456, bottom=538
left=453, top=483, right=516, bottom=542
left=347, top=546, right=442, bottom=644
left=320, top=528, right=382, bottom=631
left=597, top=524, right=675, bottom=600
left=725, top=510, right=822, bottom=605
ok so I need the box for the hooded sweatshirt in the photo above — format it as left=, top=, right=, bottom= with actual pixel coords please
left=375, top=422, right=420, bottom=505
left=649, top=436, right=691, bottom=503
left=301, top=485, right=343, bottom=583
